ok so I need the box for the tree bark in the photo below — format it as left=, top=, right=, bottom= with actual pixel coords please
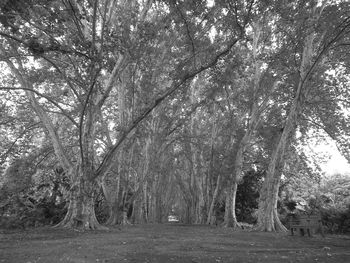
left=256, top=151, right=287, bottom=232
left=223, top=181, right=238, bottom=228
left=256, top=13, right=320, bottom=231
left=206, top=174, right=221, bottom=225
left=174, top=169, right=193, bottom=224
left=55, top=171, right=107, bottom=230
left=189, top=79, right=206, bottom=224
left=223, top=22, right=265, bottom=229
left=103, top=169, right=121, bottom=225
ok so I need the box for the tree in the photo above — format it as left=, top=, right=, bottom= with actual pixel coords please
left=0, top=0, right=252, bottom=229
left=256, top=1, right=350, bottom=232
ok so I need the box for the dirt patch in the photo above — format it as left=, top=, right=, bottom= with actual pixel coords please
left=1, top=224, right=349, bottom=263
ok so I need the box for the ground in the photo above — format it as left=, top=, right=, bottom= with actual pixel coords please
left=0, top=224, right=349, bottom=263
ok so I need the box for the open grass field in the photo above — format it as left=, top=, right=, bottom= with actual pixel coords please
left=1, top=224, right=349, bottom=263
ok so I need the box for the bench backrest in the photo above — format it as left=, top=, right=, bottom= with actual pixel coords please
left=290, top=215, right=322, bottom=226
left=306, top=215, right=322, bottom=223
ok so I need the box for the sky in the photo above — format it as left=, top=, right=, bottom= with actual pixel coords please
left=306, top=138, right=350, bottom=177
left=322, top=147, right=350, bottom=176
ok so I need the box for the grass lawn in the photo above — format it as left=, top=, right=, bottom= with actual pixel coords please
left=0, top=224, right=349, bottom=263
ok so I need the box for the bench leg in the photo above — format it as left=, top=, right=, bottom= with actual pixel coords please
left=319, top=226, right=325, bottom=238
left=307, top=228, right=312, bottom=237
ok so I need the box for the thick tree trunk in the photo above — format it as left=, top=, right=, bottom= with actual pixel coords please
left=131, top=198, right=142, bottom=224
left=255, top=108, right=292, bottom=232
left=256, top=24, right=318, bottom=232
left=206, top=109, right=219, bottom=225
left=206, top=174, right=221, bottom=225
left=256, top=166, right=287, bottom=232
left=103, top=161, right=122, bottom=225
left=223, top=22, right=268, bottom=229
left=104, top=175, right=121, bottom=225
left=174, top=169, right=193, bottom=223
left=148, top=173, right=163, bottom=223
left=106, top=203, right=120, bottom=225
left=121, top=210, right=131, bottom=225
left=188, top=80, right=207, bottom=224
left=223, top=102, right=262, bottom=228
left=55, top=174, right=107, bottom=230
left=223, top=181, right=240, bottom=228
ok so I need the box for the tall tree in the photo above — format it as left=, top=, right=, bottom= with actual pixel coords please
left=256, top=1, right=350, bottom=232
left=0, top=0, right=252, bottom=229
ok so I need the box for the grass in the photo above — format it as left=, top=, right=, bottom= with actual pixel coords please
left=1, top=223, right=349, bottom=262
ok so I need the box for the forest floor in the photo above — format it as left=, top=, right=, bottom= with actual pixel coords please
left=0, top=223, right=350, bottom=263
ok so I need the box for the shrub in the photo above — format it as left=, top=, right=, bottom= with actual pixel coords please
left=236, top=170, right=263, bottom=224
left=320, top=205, right=350, bottom=234
left=0, top=190, right=67, bottom=229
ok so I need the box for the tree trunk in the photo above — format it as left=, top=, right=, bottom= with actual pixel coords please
left=256, top=19, right=319, bottom=231
left=206, top=108, right=219, bottom=225
left=103, top=172, right=121, bottom=225
left=155, top=192, right=162, bottom=223
left=140, top=137, right=151, bottom=223
left=206, top=174, right=221, bottom=225
left=148, top=173, right=163, bottom=223
left=196, top=179, right=205, bottom=224
left=255, top=104, right=293, bottom=232
left=256, top=165, right=287, bottom=232
left=188, top=79, right=201, bottom=224
left=223, top=102, right=262, bottom=228
left=106, top=202, right=120, bottom=225
left=223, top=21, right=267, bottom=229
left=55, top=173, right=107, bottom=230
left=142, top=181, right=148, bottom=223
left=174, top=169, right=193, bottom=223
left=196, top=153, right=206, bottom=224
left=223, top=181, right=240, bottom=228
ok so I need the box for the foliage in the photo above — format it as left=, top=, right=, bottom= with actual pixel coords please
left=0, top=156, right=68, bottom=229
left=0, top=192, right=66, bottom=229
left=236, top=170, right=263, bottom=224
left=279, top=173, right=350, bottom=233
left=320, top=206, right=350, bottom=234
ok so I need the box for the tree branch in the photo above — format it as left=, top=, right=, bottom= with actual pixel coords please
left=95, top=36, right=241, bottom=179
left=78, top=68, right=100, bottom=167
left=41, top=55, right=83, bottom=104
left=0, top=122, right=41, bottom=161
left=302, top=117, right=345, bottom=157
left=97, top=54, right=127, bottom=108
left=0, top=86, right=79, bottom=127
left=0, top=49, right=74, bottom=173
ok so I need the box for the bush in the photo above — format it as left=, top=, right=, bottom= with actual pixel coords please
left=320, top=205, right=350, bottom=234
left=0, top=192, right=67, bottom=229
left=236, top=170, right=263, bottom=224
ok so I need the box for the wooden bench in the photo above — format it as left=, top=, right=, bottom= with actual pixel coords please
left=289, top=214, right=325, bottom=237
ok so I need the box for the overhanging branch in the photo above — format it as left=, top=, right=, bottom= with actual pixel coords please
left=95, top=37, right=241, bottom=179
left=0, top=86, right=78, bottom=127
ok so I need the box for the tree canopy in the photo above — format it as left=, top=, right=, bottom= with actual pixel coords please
left=0, top=0, right=350, bottom=231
